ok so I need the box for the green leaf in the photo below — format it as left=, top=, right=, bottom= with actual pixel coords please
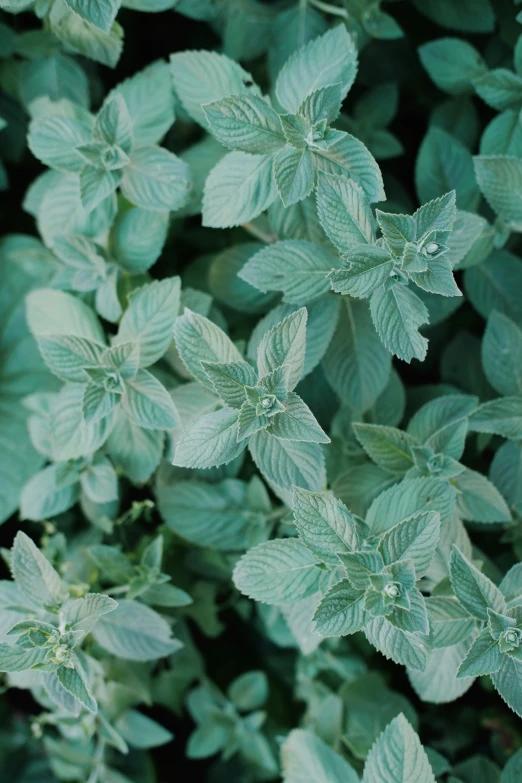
left=362, top=713, right=436, bottom=783
left=56, top=659, right=97, bottom=713
left=427, top=596, right=476, bottom=648
left=65, top=593, right=117, bottom=635
left=106, top=61, right=174, bottom=147
left=0, top=643, right=47, bottom=672
left=20, top=464, right=79, bottom=521
left=282, top=728, right=360, bottom=783
left=450, top=546, right=506, bottom=620
left=457, top=629, right=502, bottom=678
left=174, top=308, right=243, bottom=390
left=470, top=397, right=522, bottom=440
left=28, top=112, right=93, bottom=173
left=110, top=207, right=169, bottom=275
left=316, top=174, right=375, bottom=256
left=274, top=145, right=315, bottom=207
left=249, top=429, right=325, bottom=492
left=408, top=641, right=475, bottom=704
left=51, top=383, right=115, bottom=461
left=474, top=69, right=522, bottom=111
left=482, top=312, right=522, bottom=397
left=370, top=284, right=429, bottom=363
left=313, top=580, right=367, bottom=637
left=314, top=132, right=385, bottom=204
left=491, top=655, right=522, bottom=719
left=329, top=245, right=394, bottom=298
left=407, top=394, right=477, bottom=458
left=322, top=298, right=391, bottom=411
left=116, top=278, right=180, bottom=367
left=170, top=50, right=259, bottom=128
left=203, top=95, right=285, bottom=154
left=62, top=0, right=118, bottom=33
left=203, top=151, right=277, bottom=228
left=92, top=599, right=182, bottom=661
left=121, top=147, right=191, bottom=212
left=379, top=511, right=441, bottom=578
left=354, top=423, right=417, bottom=475
left=173, top=408, right=245, bottom=469
left=35, top=335, right=105, bottom=383
left=239, top=239, right=339, bottom=305
left=474, top=156, right=522, bottom=228
left=268, top=392, right=329, bottom=443
left=122, top=369, right=180, bottom=430
left=464, top=251, right=522, bottom=325
left=11, top=531, right=63, bottom=609
left=233, top=538, right=321, bottom=605
left=275, top=26, right=357, bottom=114
left=365, top=616, right=432, bottom=671
left=292, top=487, right=360, bottom=564
left=228, top=671, right=268, bottom=711
left=454, top=467, right=511, bottom=524
left=26, top=288, right=105, bottom=345
left=412, top=0, right=494, bottom=34
left=416, top=127, right=479, bottom=211
left=115, top=710, right=173, bottom=749
left=365, top=477, right=455, bottom=536
left=157, top=476, right=269, bottom=552
left=201, top=361, right=258, bottom=409
left=419, top=38, right=486, bottom=95
left=257, top=307, right=307, bottom=390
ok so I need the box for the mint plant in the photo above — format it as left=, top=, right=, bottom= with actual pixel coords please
left=2, top=1, right=522, bottom=781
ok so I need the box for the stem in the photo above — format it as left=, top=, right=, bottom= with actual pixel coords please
left=309, top=0, right=349, bottom=18
left=241, top=222, right=277, bottom=244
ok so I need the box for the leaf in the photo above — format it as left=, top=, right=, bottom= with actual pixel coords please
left=62, top=0, right=118, bottom=33
left=268, top=392, right=329, bottom=443
left=65, top=593, right=117, bottom=635
left=412, top=0, right=494, bottom=34
left=28, top=113, right=93, bottom=173
left=379, top=512, right=441, bottom=578
left=316, top=174, right=375, bottom=256
left=450, top=546, right=506, bottom=620
left=249, top=429, right=325, bottom=492
left=122, top=370, right=180, bottom=430
left=201, top=361, right=258, bottom=409
left=115, top=710, right=173, bottom=749
left=365, top=617, right=432, bottom=671
left=11, top=531, right=63, bottom=609
left=157, top=476, right=268, bottom=552
left=203, top=95, right=285, bottom=154
left=370, top=284, right=429, bottom=363
left=275, top=26, right=357, bottom=114
left=202, top=151, right=277, bottom=228
left=482, top=312, right=522, bottom=397
left=329, top=245, right=394, bottom=298
left=418, top=38, right=486, bottom=95
left=110, top=207, right=169, bottom=275
left=416, top=128, right=479, bottom=211
left=491, top=655, right=522, bottom=719
left=92, top=599, right=182, bottom=661
left=121, top=147, right=191, bottom=212
left=282, top=728, right=359, bottom=783
left=51, top=383, right=115, bottom=461
left=457, top=629, right=502, bottom=677
left=228, top=671, right=268, bottom=711
left=274, top=145, right=315, bottom=207
left=35, top=335, right=104, bottom=383
left=474, top=69, right=522, bottom=111
left=292, top=487, right=359, bottom=564
left=26, top=288, right=105, bottom=344
left=407, top=394, right=477, bottom=458
left=20, top=464, right=79, bottom=521
left=353, top=423, right=416, bottom=474
left=474, top=156, right=522, bottom=228
left=314, top=132, right=385, bottom=204
left=173, top=408, right=245, bottom=469
left=56, top=660, right=97, bottom=713
left=116, top=278, right=180, bottom=367
left=170, top=50, right=259, bottom=128
left=464, top=251, right=522, bottom=325
left=362, top=714, right=436, bottom=783
left=313, top=580, right=367, bottom=637
left=257, top=307, right=307, bottom=390
left=408, top=642, right=476, bottom=704
left=239, top=239, right=339, bottom=305
left=233, top=538, right=321, bottom=605
left=174, top=308, right=243, bottom=390
left=470, top=397, right=522, bottom=440
left=454, top=467, right=512, bottom=524
left=322, top=298, right=391, bottom=411
left=366, top=477, right=455, bottom=536
left=427, top=596, right=476, bottom=648
left=0, top=643, right=47, bottom=672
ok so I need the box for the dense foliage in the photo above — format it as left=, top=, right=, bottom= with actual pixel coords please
left=1, top=0, right=522, bottom=780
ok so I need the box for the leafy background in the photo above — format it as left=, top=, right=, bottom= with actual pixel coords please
left=1, top=0, right=522, bottom=781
